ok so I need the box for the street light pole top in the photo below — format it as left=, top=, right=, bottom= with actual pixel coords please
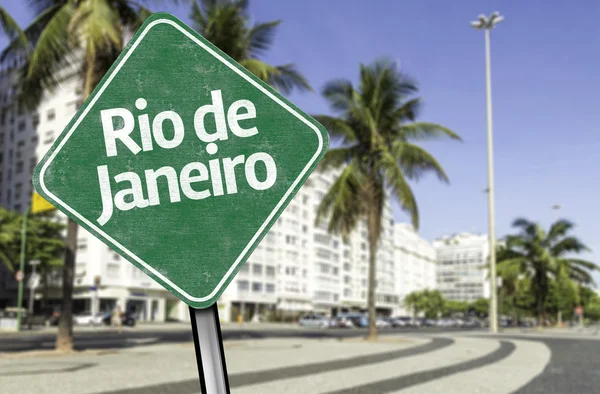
left=470, top=11, right=504, bottom=30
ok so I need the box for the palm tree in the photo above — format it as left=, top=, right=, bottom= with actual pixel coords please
left=1, top=0, right=162, bottom=353
left=497, top=218, right=598, bottom=324
left=1, top=0, right=155, bottom=108
left=314, top=58, right=460, bottom=339
left=189, top=0, right=311, bottom=94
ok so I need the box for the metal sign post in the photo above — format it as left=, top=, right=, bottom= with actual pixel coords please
left=190, top=305, right=230, bottom=394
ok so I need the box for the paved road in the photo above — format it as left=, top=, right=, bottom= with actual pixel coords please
left=3, top=327, right=599, bottom=393
left=0, top=325, right=479, bottom=352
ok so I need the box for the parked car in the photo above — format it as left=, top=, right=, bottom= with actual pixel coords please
left=376, top=318, right=391, bottom=329
left=298, top=314, right=330, bottom=328
left=340, top=313, right=368, bottom=328
left=101, top=312, right=136, bottom=327
left=395, top=316, right=418, bottom=327
left=331, top=316, right=354, bottom=328
left=419, top=318, right=437, bottom=327
left=73, top=312, right=104, bottom=326
left=387, top=317, right=407, bottom=328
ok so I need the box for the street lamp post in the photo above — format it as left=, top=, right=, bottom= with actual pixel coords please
left=471, top=11, right=504, bottom=334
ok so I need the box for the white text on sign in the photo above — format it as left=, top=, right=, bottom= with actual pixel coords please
left=96, top=89, right=277, bottom=226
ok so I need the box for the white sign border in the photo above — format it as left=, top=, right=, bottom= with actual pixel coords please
left=38, top=17, right=325, bottom=304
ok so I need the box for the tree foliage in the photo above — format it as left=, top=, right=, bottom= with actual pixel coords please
left=315, top=58, right=459, bottom=338
left=190, top=0, right=311, bottom=94
left=1, top=0, right=158, bottom=109
left=497, top=218, right=598, bottom=322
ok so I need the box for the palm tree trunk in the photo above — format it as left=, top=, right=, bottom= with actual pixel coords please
left=366, top=192, right=382, bottom=340
left=367, top=229, right=377, bottom=340
left=56, top=218, right=77, bottom=352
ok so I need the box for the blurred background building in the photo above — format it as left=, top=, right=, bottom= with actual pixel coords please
left=434, top=232, right=490, bottom=302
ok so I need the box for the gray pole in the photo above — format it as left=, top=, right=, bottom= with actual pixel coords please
left=484, top=27, right=498, bottom=334
left=190, top=304, right=230, bottom=394
left=471, top=11, right=503, bottom=335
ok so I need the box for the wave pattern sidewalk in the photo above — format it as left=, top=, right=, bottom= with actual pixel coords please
left=0, top=335, right=552, bottom=394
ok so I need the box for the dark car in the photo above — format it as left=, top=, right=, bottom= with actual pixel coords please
left=102, top=312, right=136, bottom=327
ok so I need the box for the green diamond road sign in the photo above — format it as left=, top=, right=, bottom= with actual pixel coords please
left=33, top=13, right=329, bottom=309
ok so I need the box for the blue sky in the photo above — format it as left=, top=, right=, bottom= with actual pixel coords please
left=2, top=1, right=598, bottom=268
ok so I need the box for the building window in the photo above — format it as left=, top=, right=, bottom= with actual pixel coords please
left=266, top=283, right=275, bottom=293
left=252, top=264, right=262, bottom=275
left=285, top=235, right=296, bottom=245
left=107, top=263, right=120, bottom=278
left=14, top=183, right=22, bottom=200
left=47, top=109, right=55, bottom=121
left=266, top=266, right=275, bottom=277
left=314, top=233, right=330, bottom=245
left=252, top=282, right=262, bottom=292
left=17, top=120, right=26, bottom=132
left=15, top=161, right=24, bottom=174
left=237, top=280, right=249, bottom=291
left=32, top=114, right=40, bottom=128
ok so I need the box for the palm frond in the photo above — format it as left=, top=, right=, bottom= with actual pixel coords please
left=312, top=115, right=357, bottom=143
left=322, top=79, right=355, bottom=113
left=0, top=6, right=26, bottom=44
left=392, top=140, right=449, bottom=183
left=267, top=64, right=312, bottom=94
left=545, top=219, right=574, bottom=245
left=239, top=59, right=311, bottom=94
left=551, top=237, right=590, bottom=256
left=24, top=2, right=76, bottom=82
left=379, top=151, right=419, bottom=228
left=70, top=0, right=122, bottom=58
left=559, top=258, right=599, bottom=272
left=397, top=122, right=461, bottom=141
left=317, top=146, right=358, bottom=172
left=315, top=160, right=365, bottom=239
left=394, top=97, right=421, bottom=122
left=0, top=3, right=61, bottom=67
left=247, top=20, right=280, bottom=58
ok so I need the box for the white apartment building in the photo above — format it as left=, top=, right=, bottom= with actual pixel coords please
left=0, top=70, right=406, bottom=323
left=393, top=223, right=437, bottom=315
left=433, top=232, right=490, bottom=302
left=0, top=72, right=174, bottom=321
left=193, top=171, right=400, bottom=323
